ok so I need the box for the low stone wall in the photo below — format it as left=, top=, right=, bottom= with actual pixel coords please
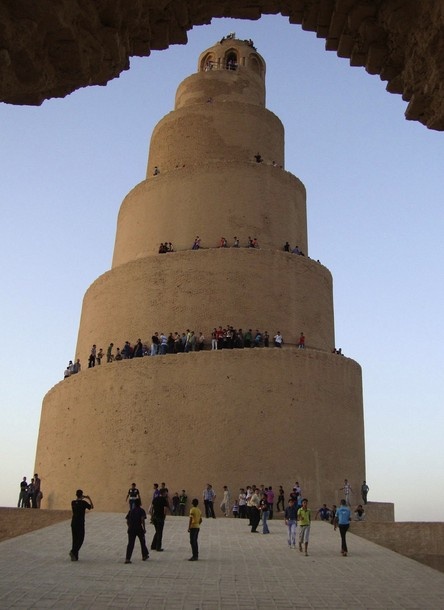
left=353, top=501, right=394, bottom=522
left=353, top=522, right=444, bottom=573
left=0, top=508, right=71, bottom=542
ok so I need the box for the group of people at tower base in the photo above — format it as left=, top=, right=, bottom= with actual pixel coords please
left=66, top=478, right=369, bottom=563
left=68, top=483, right=202, bottom=563
left=17, top=474, right=43, bottom=509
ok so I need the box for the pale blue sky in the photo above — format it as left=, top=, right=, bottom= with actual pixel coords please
left=1, top=16, right=442, bottom=520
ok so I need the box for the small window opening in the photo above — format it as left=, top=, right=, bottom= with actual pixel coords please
left=226, top=52, right=238, bottom=71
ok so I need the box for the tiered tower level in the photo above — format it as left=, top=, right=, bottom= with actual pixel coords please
left=35, top=38, right=365, bottom=511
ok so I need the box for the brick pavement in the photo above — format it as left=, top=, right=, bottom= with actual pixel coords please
left=0, top=513, right=444, bottom=609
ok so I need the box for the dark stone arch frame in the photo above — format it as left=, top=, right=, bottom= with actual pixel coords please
left=0, top=1, right=442, bottom=130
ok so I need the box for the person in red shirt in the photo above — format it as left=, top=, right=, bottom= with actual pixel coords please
left=266, top=486, right=275, bottom=519
left=216, top=326, right=224, bottom=349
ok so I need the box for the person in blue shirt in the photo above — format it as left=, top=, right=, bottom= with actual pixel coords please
left=315, top=504, right=331, bottom=521
left=334, top=499, right=351, bottom=556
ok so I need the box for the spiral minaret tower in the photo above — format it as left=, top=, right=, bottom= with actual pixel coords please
left=35, top=38, right=365, bottom=510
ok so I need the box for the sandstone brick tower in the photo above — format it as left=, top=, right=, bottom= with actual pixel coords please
left=35, top=37, right=366, bottom=511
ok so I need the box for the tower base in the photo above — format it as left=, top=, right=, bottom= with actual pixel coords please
left=36, top=348, right=365, bottom=511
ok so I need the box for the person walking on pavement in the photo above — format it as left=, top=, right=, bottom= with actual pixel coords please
left=284, top=498, right=298, bottom=548
left=150, top=488, right=168, bottom=551
left=334, top=498, right=352, bottom=556
left=125, top=498, right=149, bottom=563
left=297, top=498, right=311, bottom=556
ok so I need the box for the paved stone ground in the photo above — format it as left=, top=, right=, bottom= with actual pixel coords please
left=1, top=513, right=444, bottom=609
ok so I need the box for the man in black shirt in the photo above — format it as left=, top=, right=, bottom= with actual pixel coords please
left=126, top=483, right=141, bottom=510
left=125, top=499, right=149, bottom=563
left=150, top=488, right=168, bottom=551
left=70, top=489, right=94, bottom=561
left=17, top=477, right=28, bottom=508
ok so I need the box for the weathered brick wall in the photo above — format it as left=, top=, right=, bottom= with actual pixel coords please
left=353, top=521, right=444, bottom=573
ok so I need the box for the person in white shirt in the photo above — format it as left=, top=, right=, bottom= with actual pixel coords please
left=274, top=332, right=283, bottom=347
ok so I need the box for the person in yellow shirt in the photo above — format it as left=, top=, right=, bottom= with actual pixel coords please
left=188, top=498, right=202, bottom=561
left=297, top=498, right=311, bottom=556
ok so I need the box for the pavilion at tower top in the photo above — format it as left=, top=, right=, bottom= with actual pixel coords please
left=175, top=36, right=267, bottom=110
left=198, top=34, right=265, bottom=77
